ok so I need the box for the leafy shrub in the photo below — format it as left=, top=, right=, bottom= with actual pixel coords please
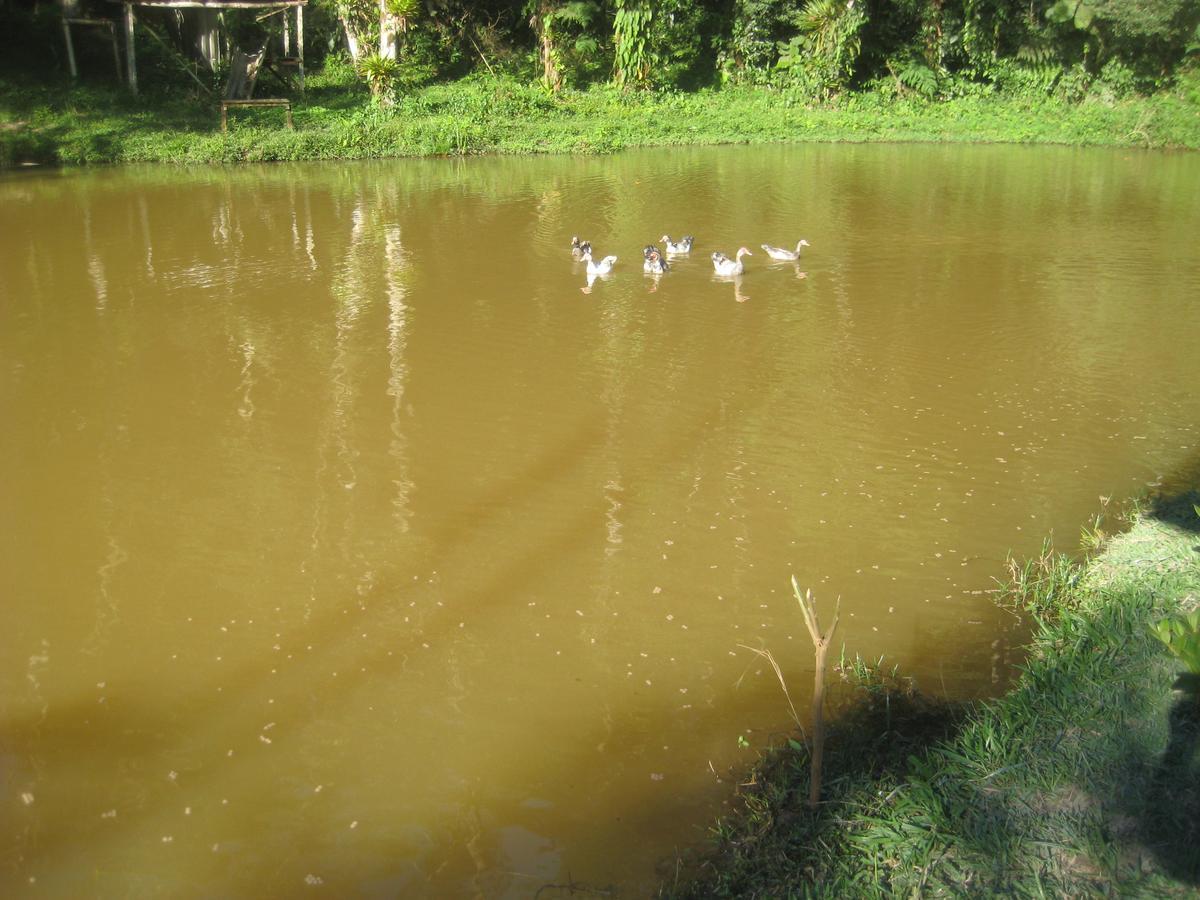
left=773, top=0, right=868, bottom=99
left=646, top=0, right=715, bottom=90
left=528, top=0, right=607, bottom=91
left=319, top=51, right=360, bottom=87
left=723, top=0, right=784, bottom=84
left=1054, top=62, right=1093, bottom=101
left=1092, top=57, right=1139, bottom=99
left=1045, top=0, right=1200, bottom=81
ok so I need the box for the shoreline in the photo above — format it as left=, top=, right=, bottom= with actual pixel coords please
left=668, top=489, right=1200, bottom=896
left=3, top=73, right=1199, bottom=169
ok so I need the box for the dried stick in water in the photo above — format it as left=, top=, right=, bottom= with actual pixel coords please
left=793, top=576, right=840, bottom=809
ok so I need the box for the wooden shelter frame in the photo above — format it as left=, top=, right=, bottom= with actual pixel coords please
left=61, top=16, right=124, bottom=82
left=62, top=0, right=307, bottom=95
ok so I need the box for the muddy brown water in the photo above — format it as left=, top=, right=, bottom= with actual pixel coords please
left=2, top=144, right=1199, bottom=896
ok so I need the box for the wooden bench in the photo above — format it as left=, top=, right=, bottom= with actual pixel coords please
left=220, top=98, right=294, bottom=132
left=220, top=47, right=294, bottom=132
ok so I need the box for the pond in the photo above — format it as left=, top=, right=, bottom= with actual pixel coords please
left=2, top=143, right=1199, bottom=896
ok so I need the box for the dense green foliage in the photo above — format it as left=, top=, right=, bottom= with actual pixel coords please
left=1, top=0, right=1197, bottom=166
left=10, top=0, right=1200, bottom=98
left=670, top=492, right=1200, bottom=896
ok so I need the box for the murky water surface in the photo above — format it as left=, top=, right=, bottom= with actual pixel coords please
left=2, top=144, right=1199, bottom=896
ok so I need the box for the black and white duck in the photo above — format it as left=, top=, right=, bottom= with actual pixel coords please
left=660, top=235, right=694, bottom=254
left=643, top=245, right=669, bottom=274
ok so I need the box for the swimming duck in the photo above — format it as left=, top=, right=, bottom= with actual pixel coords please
left=712, top=247, right=752, bottom=276
left=760, top=240, right=810, bottom=261
left=571, top=236, right=593, bottom=257
left=583, top=250, right=617, bottom=277
left=660, top=235, right=694, bottom=254
left=643, top=246, right=669, bottom=274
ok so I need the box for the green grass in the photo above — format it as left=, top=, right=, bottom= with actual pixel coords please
left=668, top=491, right=1200, bottom=897
left=3, top=63, right=1200, bottom=168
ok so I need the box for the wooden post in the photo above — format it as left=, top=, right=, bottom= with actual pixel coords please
left=794, top=577, right=840, bottom=810
left=110, top=22, right=123, bottom=81
left=216, top=10, right=224, bottom=69
left=62, top=19, right=79, bottom=78
left=296, top=4, right=304, bottom=91
left=282, top=10, right=290, bottom=57
left=123, top=3, right=138, bottom=94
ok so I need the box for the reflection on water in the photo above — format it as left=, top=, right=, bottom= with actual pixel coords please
left=2, top=145, right=1200, bottom=895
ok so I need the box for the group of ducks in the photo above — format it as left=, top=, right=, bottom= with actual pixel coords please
left=570, top=234, right=810, bottom=279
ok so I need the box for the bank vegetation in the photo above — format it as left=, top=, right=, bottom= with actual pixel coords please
left=1, top=0, right=1199, bottom=166
left=668, top=490, right=1200, bottom=897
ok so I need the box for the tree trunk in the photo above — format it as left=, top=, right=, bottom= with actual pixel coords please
left=340, top=16, right=362, bottom=62
left=379, top=0, right=396, bottom=60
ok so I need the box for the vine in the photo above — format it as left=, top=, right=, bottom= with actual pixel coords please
left=613, top=0, right=653, bottom=89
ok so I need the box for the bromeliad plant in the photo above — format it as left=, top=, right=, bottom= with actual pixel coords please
left=1152, top=608, right=1200, bottom=696
left=359, top=53, right=401, bottom=104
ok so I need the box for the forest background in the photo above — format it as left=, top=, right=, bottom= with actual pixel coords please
left=2, top=0, right=1198, bottom=164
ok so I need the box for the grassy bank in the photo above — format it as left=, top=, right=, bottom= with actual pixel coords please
left=2, top=62, right=1200, bottom=167
left=670, top=492, right=1200, bottom=897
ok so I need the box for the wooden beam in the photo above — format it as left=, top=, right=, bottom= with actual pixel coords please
left=112, top=1, right=305, bottom=8
left=124, top=3, right=138, bottom=94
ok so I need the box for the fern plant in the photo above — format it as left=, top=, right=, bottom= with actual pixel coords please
left=1016, top=42, right=1064, bottom=92
left=896, top=58, right=938, bottom=97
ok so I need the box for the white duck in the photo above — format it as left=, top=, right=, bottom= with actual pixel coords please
left=583, top=250, right=617, bottom=277
left=661, top=234, right=694, bottom=254
left=760, top=239, right=810, bottom=261
left=711, top=247, right=752, bottom=276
